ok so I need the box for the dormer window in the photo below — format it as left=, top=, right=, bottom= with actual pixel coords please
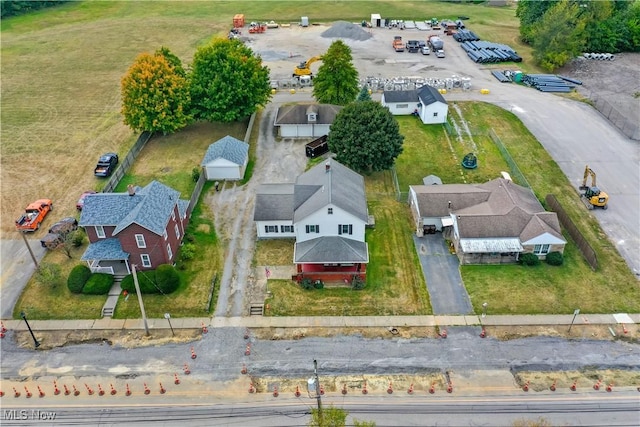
left=308, top=112, right=317, bottom=122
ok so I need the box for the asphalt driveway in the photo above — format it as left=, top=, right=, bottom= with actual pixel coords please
left=413, top=234, right=473, bottom=315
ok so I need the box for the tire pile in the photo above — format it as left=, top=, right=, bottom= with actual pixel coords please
left=454, top=29, right=522, bottom=63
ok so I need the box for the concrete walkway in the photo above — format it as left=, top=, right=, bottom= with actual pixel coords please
left=2, top=313, right=638, bottom=332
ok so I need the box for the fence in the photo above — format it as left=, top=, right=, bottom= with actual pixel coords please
left=545, top=194, right=598, bottom=270
left=102, top=131, right=154, bottom=193
left=591, top=95, right=640, bottom=141
left=488, top=129, right=530, bottom=188
left=188, top=170, right=207, bottom=216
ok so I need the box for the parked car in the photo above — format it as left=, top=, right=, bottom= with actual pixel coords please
left=405, top=40, right=420, bottom=53
left=94, top=153, right=119, bottom=177
left=40, top=217, right=78, bottom=248
left=421, top=46, right=431, bottom=55
left=435, top=49, right=445, bottom=58
left=76, top=190, right=97, bottom=210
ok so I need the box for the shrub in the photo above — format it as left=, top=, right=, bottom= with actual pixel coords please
left=180, top=243, right=196, bottom=261
left=313, top=279, right=324, bottom=289
left=35, top=262, right=63, bottom=288
left=300, top=278, right=314, bottom=290
left=520, top=253, right=541, bottom=266
left=67, top=264, right=91, bottom=294
left=191, top=167, right=201, bottom=182
left=545, top=251, right=564, bottom=266
left=155, top=264, right=180, bottom=294
left=351, top=275, right=366, bottom=290
left=71, top=230, right=85, bottom=247
left=120, top=270, right=159, bottom=294
left=82, top=273, right=114, bottom=295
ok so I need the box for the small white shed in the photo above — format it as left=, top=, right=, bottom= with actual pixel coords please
left=201, top=135, right=249, bottom=181
left=381, top=85, right=448, bottom=124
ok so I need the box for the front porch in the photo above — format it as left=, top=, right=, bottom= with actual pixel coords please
left=81, top=238, right=130, bottom=276
left=294, top=263, right=366, bottom=284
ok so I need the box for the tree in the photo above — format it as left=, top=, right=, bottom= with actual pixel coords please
left=327, top=101, right=404, bottom=173
left=516, top=0, right=557, bottom=43
left=35, top=262, right=63, bottom=289
left=356, top=86, right=372, bottom=102
left=121, top=49, right=191, bottom=134
left=190, top=38, right=271, bottom=122
left=313, top=40, right=359, bottom=106
left=531, top=0, right=586, bottom=71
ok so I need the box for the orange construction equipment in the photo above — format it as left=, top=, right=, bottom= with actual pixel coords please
left=248, top=22, right=267, bottom=34
left=233, top=14, right=245, bottom=29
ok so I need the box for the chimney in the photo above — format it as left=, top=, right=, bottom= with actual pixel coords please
left=325, top=161, right=330, bottom=172
left=127, top=184, right=135, bottom=196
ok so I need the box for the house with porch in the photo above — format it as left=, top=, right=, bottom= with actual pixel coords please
left=408, top=177, right=565, bottom=264
left=254, top=159, right=370, bottom=283
left=79, top=181, right=190, bottom=275
left=381, top=85, right=448, bottom=124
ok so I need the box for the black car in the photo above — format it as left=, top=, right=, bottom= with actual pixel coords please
left=405, top=40, right=420, bottom=53
left=94, top=153, right=119, bottom=177
left=40, top=217, right=78, bottom=248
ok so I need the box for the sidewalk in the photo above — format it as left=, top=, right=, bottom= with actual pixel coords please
left=2, top=313, right=638, bottom=332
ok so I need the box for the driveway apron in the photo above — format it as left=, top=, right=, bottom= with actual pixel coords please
left=414, top=234, right=473, bottom=315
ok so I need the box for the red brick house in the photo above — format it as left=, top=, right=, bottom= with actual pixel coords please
left=79, top=181, right=190, bottom=275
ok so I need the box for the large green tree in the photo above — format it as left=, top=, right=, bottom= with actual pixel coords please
left=327, top=101, right=403, bottom=173
left=190, top=38, right=271, bottom=122
left=120, top=48, right=191, bottom=134
left=313, top=40, right=359, bottom=106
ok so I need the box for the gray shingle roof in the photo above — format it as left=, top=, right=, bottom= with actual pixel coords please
left=274, top=103, right=343, bottom=125
left=294, top=236, right=369, bottom=263
left=253, top=184, right=295, bottom=221
left=383, top=90, right=419, bottom=103
left=411, top=184, right=490, bottom=217
left=79, top=181, right=185, bottom=236
left=81, top=238, right=129, bottom=261
left=417, top=85, right=447, bottom=105
left=201, top=135, right=249, bottom=166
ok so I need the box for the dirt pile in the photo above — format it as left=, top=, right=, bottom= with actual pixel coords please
left=321, top=21, right=372, bottom=41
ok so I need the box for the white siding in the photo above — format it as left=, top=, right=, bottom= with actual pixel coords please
left=295, top=205, right=366, bottom=243
left=279, top=125, right=299, bottom=138
left=297, top=125, right=313, bottom=137
left=204, top=157, right=243, bottom=180
left=420, top=102, right=448, bottom=124
left=313, top=124, right=331, bottom=137
left=522, top=232, right=566, bottom=246
left=256, top=220, right=295, bottom=239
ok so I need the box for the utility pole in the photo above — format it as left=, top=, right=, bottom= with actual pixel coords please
left=313, top=359, right=322, bottom=425
left=20, top=232, right=39, bottom=268
left=132, top=264, right=150, bottom=336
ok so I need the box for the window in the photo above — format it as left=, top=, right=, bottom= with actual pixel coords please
left=305, top=225, right=319, bottom=234
left=140, top=254, right=151, bottom=268
left=95, top=226, right=105, bottom=239
left=135, top=234, right=146, bottom=248
left=397, top=103, right=408, bottom=108
left=308, top=113, right=317, bottom=122
left=533, top=244, right=550, bottom=255
left=338, top=224, right=353, bottom=235
left=174, top=224, right=180, bottom=239
left=328, top=207, right=333, bottom=215
left=171, top=209, right=175, bottom=221
left=265, top=225, right=278, bottom=233
left=433, top=112, right=438, bottom=117
left=281, top=225, right=294, bottom=233
left=163, top=230, right=168, bottom=241
left=167, top=244, right=173, bottom=260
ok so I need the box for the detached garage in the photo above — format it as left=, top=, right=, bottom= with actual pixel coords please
left=201, top=135, right=249, bottom=181
left=274, top=103, right=342, bottom=138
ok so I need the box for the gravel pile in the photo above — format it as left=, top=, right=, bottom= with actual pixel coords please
left=321, top=20, right=372, bottom=41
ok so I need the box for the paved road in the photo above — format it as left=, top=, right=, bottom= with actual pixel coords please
left=0, top=238, right=46, bottom=319
left=413, top=234, right=472, bottom=315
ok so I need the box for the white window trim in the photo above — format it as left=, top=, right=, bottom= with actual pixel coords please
left=167, top=243, right=173, bottom=260
left=140, top=254, right=151, bottom=268
left=135, top=234, right=146, bottom=249
left=163, top=230, right=168, bottom=241
left=533, top=244, right=550, bottom=255
left=95, top=226, right=105, bottom=239
left=174, top=224, right=180, bottom=239
left=171, top=209, right=176, bottom=221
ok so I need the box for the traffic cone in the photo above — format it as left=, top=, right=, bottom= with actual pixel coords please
left=38, top=385, right=45, bottom=398
left=429, top=382, right=435, bottom=394
left=143, top=383, right=150, bottom=395
left=480, top=327, right=486, bottom=338
left=13, top=387, right=21, bottom=398
left=98, top=384, right=105, bottom=396
left=85, top=384, right=94, bottom=395
left=272, top=385, right=279, bottom=397
left=593, top=380, right=601, bottom=390
left=550, top=380, right=556, bottom=392
left=294, top=385, right=301, bottom=397
left=248, top=383, right=255, bottom=393
left=64, top=384, right=71, bottom=396
left=53, top=380, right=60, bottom=395
left=447, top=381, right=453, bottom=394
left=1, top=322, right=6, bottom=333
left=387, top=381, right=393, bottom=394
left=522, top=381, right=529, bottom=392
left=606, top=383, right=613, bottom=392
left=190, top=347, right=197, bottom=359
left=110, top=384, right=116, bottom=395
left=570, top=380, right=577, bottom=391
left=622, top=324, right=628, bottom=334
left=24, top=386, right=32, bottom=398
left=125, top=384, right=131, bottom=396
left=362, top=381, right=368, bottom=395
left=241, top=364, right=247, bottom=374
left=440, top=329, right=447, bottom=339
left=183, top=364, right=191, bottom=375
left=159, top=382, right=166, bottom=394
left=245, top=343, right=251, bottom=356
left=407, top=383, right=414, bottom=394
left=0, top=390, right=3, bottom=397
left=201, top=322, right=208, bottom=334
left=341, top=384, right=347, bottom=395
left=319, top=384, right=325, bottom=395
left=174, top=373, right=180, bottom=385
left=73, top=385, right=80, bottom=396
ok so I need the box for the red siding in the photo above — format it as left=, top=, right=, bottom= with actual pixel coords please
left=85, top=226, right=116, bottom=243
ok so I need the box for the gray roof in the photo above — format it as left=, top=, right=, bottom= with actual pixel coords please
left=411, top=184, right=490, bottom=217
left=417, top=85, right=447, bottom=106
left=293, top=159, right=368, bottom=223
left=79, top=180, right=186, bottom=236
left=274, top=103, right=343, bottom=125
left=201, top=135, right=248, bottom=166
left=294, top=236, right=369, bottom=263
left=253, top=184, right=295, bottom=221
left=81, top=238, right=129, bottom=261
left=423, top=175, right=443, bottom=186
left=177, top=199, right=189, bottom=219
left=383, top=90, right=419, bottom=103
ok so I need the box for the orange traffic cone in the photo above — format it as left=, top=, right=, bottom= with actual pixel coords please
left=440, top=329, right=448, bottom=339
left=244, top=329, right=250, bottom=339
left=429, top=382, right=436, bottom=394
left=248, top=383, right=255, bottom=393
left=159, top=382, right=166, bottom=394
left=201, top=322, right=208, bottom=334
left=447, top=381, right=453, bottom=393
left=174, top=373, right=180, bottom=385
left=480, top=327, right=486, bottom=338
left=73, top=385, right=80, bottom=396
left=387, top=381, right=393, bottom=394
left=38, top=385, right=45, bottom=398
left=593, top=380, right=601, bottom=390
left=85, top=384, right=94, bottom=395
left=407, top=383, right=414, bottom=394
left=606, top=383, right=613, bottom=392
left=272, top=385, right=279, bottom=397
left=241, top=364, right=247, bottom=374
left=245, top=344, right=251, bottom=356
left=183, top=364, right=191, bottom=375
left=362, top=381, right=368, bottom=395
left=110, top=384, right=117, bottom=395
left=98, top=384, right=105, bottom=396
left=294, top=385, right=301, bottom=397
left=143, top=383, right=150, bottom=395
left=319, top=384, right=325, bottom=395
left=570, top=380, right=577, bottom=391
left=522, top=381, right=530, bottom=392
left=125, top=384, right=131, bottom=396
left=550, top=380, right=557, bottom=392
left=24, top=386, right=32, bottom=398
left=64, top=385, right=71, bottom=396
left=53, top=381, right=60, bottom=395
left=13, top=387, right=21, bottom=398
left=190, top=347, right=197, bottom=359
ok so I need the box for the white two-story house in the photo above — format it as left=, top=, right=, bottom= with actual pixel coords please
left=253, top=159, right=370, bottom=283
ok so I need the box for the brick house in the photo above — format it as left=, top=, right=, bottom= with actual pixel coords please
left=79, top=181, right=190, bottom=274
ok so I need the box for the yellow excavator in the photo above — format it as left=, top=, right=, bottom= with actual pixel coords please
left=579, top=165, right=609, bottom=210
left=293, top=56, right=322, bottom=78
